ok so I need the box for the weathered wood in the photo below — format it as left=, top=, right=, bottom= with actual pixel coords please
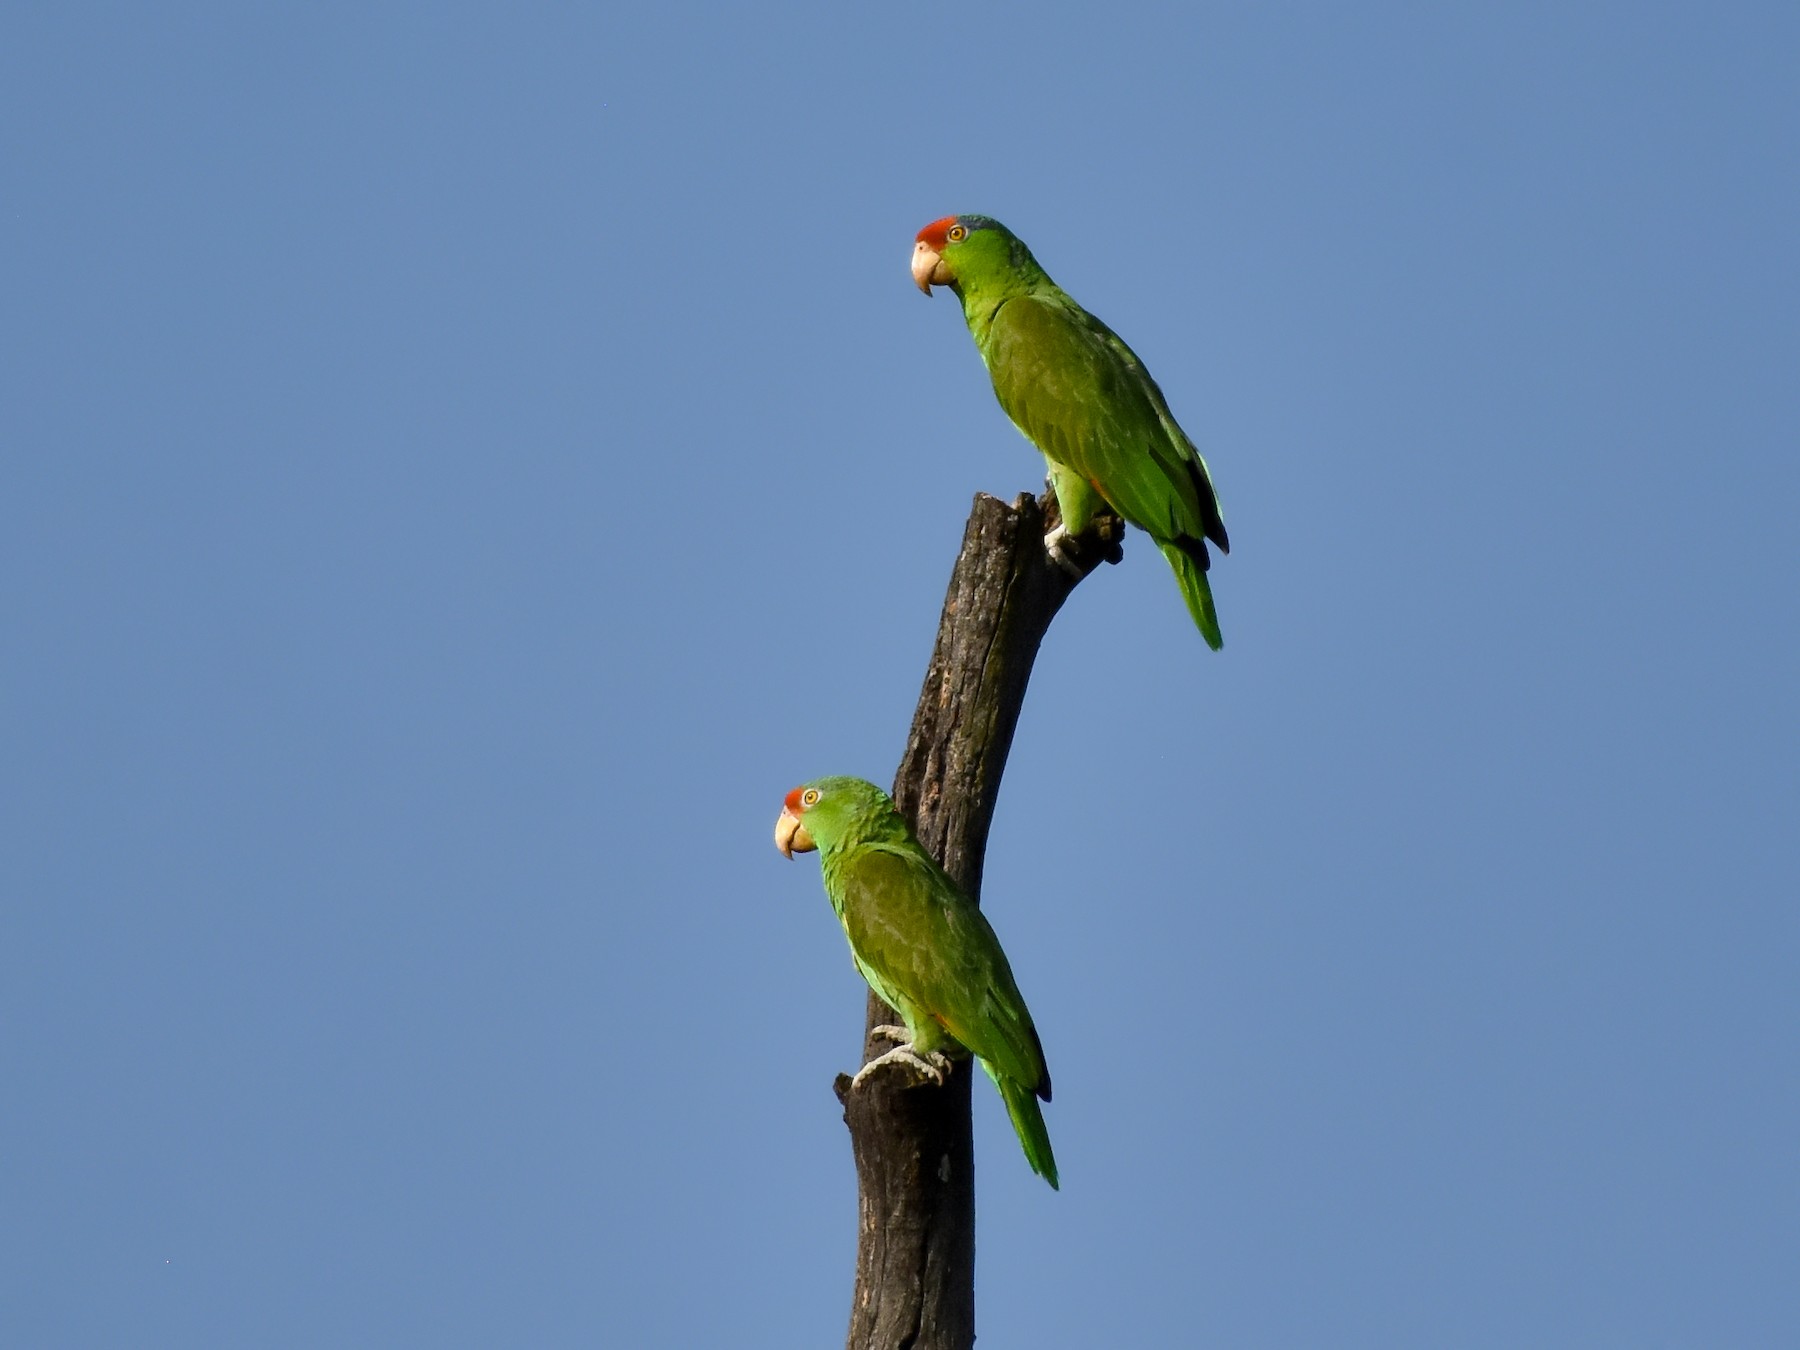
left=832, top=489, right=1120, bottom=1350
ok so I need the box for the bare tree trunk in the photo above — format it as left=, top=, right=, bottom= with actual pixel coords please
left=832, top=489, right=1119, bottom=1350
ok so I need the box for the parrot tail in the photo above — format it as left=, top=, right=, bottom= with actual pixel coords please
left=1159, top=540, right=1224, bottom=650
left=994, top=1071, right=1060, bottom=1190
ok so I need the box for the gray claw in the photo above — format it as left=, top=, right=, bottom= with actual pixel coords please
left=851, top=1043, right=953, bottom=1091
left=1043, top=524, right=1085, bottom=578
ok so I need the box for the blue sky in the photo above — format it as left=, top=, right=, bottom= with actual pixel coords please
left=4, top=4, right=1796, bottom=1345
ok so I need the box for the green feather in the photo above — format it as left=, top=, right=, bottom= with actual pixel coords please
left=989, top=1064, right=1059, bottom=1189
left=1159, top=541, right=1223, bottom=651
left=791, top=776, right=1058, bottom=1189
left=927, top=215, right=1229, bottom=646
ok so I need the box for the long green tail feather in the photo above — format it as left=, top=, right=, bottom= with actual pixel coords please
left=1159, top=542, right=1224, bottom=650
left=994, top=1071, right=1059, bottom=1190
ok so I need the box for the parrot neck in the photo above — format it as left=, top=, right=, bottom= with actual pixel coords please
left=814, top=800, right=914, bottom=903
left=957, top=265, right=1056, bottom=346
left=817, top=805, right=910, bottom=924
left=816, top=799, right=910, bottom=856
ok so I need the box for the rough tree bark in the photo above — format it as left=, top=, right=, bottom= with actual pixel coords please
left=831, top=488, right=1120, bottom=1350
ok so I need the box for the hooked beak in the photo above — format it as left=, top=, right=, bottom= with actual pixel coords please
left=912, top=240, right=953, bottom=295
left=774, top=807, right=815, bottom=859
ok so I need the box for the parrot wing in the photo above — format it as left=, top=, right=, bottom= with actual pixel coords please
left=835, top=841, right=1050, bottom=1099
left=984, top=293, right=1227, bottom=558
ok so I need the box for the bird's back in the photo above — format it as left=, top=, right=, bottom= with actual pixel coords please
left=828, top=841, right=1049, bottom=1096
left=979, top=292, right=1227, bottom=558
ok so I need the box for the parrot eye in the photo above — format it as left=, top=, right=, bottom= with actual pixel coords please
left=801, top=788, right=821, bottom=807
left=946, top=224, right=967, bottom=243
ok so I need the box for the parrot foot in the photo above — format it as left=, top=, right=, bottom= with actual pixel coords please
left=851, top=1043, right=953, bottom=1091
left=1043, top=524, right=1087, bottom=579
left=1044, top=518, right=1126, bottom=577
left=868, top=1024, right=911, bottom=1046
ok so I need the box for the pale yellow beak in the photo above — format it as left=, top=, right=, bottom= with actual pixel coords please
left=911, top=240, right=953, bottom=294
left=774, top=807, right=815, bottom=859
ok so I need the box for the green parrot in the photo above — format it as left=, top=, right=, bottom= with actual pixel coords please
left=775, top=776, right=1058, bottom=1189
left=911, top=214, right=1231, bottom=648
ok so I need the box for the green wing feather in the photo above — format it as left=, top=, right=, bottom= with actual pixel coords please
left=977, top=292, right=1228, bottom=648
left=983, top=295, right=1226, bottom=552
left=989, top=1065, right=1059, bottom=1189
left=822, top=836, right=1057, bottom=1187
left=829, top=843, right=1049, bottom=1095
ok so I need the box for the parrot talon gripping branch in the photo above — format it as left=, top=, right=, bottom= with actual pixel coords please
left=1042, top=523, right=1088, bottom=580
left=911, top=213, right=1231, bottom=648
left=775, top=777, right=1059, bottom=1188
left=850, top=1044, right=954, bottom=1091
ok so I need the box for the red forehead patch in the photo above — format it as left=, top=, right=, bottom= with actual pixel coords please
left=784, top=785, right=806, bottom=812
left=915, top=216, right=959, bottom=249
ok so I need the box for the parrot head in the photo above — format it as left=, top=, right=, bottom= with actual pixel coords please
left=773, top=784, right=819, bottom=858
left=911, top=214, right=1029, bottom=295
left=774, top=776, right=897, bottom=858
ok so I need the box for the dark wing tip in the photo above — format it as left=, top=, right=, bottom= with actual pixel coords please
left=1172, top=533, right=1214, bottom=572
